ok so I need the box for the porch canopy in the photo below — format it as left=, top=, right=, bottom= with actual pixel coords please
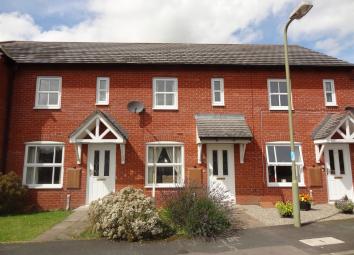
left=195, top=113, right=253, bottom=164
left=313, top=107, right=354, bottom=163
left=69, top=110, right=128, bottom=164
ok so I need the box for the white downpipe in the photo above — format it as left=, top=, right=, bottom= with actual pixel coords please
left=66, top=194, right=71, bottom=210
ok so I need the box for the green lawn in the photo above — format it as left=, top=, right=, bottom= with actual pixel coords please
left=0, top=211, right=70, bottom=242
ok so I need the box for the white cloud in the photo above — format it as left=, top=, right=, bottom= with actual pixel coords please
left=0, top=0, right=292, bottom=43
left=0, top=12, right=41, bottom=41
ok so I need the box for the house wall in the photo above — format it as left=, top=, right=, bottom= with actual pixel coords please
left=5, top=64, right=354, bottom=209
left=0, top=54, right=11, bottom=173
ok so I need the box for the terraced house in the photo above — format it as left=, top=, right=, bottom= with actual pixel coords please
left=0, top=41, right=353, bottom=209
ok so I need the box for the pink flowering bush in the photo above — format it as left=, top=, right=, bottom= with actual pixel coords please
left=88, top=187, right=166, bottom=241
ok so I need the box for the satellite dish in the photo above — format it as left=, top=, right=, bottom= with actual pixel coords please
left=127, top=101, right=145, bottom=113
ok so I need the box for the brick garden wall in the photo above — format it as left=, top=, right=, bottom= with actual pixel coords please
left=5, top=64, right=354, bottom=209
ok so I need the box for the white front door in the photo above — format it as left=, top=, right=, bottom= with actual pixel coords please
left=324, top=144, right=354, bottom=201
left=207, top=144, right=236, bottom=202
left=87, top=144, right=116, bottom=203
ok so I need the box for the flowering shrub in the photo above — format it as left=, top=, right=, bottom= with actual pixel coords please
left=335, top=196, right=354, bottom=214
left=88, top=187, right=166, bottom=241
left=299, top=193, right=312, bottom=204
left=275, top=201, right=293, bottom=217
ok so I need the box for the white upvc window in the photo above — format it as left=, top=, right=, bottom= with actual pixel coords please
left=211, top=78, right=224, bottom=106
left=266, top=142, right=305, bottom=187
left=23, top=142, right=65, bottom=189
left=153, top=78, right=178, bottom=110
left=35, top=77, right=62, bottom=109
left=145, top=142, right=184, bottom=188
left=323, top=79, right=337, bottom=106
left=268, top=79, right=289, bottom=110
left=96, top=77, right=110, bottom=105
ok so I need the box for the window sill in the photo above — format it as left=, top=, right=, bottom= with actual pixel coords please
left=25, top=184, right=63, bottom=189
left=325, top=104, right=338, bottom=107
left=145, top=184, right=184, bottom=188
left=33, top=106, right=61, bottom=110
left=152, top=107, right=178, bottom=111
left=96, top=103, right=109, bottom=106
left=212, top=104, right=225, bottom=107
left=268, top=183, right=305, bottom=188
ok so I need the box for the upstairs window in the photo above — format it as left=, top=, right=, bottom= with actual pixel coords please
left=35, top=77, right=62, bottom=109
left=266, top=142, right=304, bottom=187
left=23, top=143, right=64, bottom=189
left=323, top=79, right=337, bottom=106
left=96, top=77, right=110, bottom=105
left=153, top=78, right=178, bottom=110
left=268, top=79, right=288, bottom=110
left=211, top=78, right=224, bottom=106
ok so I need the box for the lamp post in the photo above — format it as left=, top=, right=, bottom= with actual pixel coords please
left=284, top=1, right=313, bottom=228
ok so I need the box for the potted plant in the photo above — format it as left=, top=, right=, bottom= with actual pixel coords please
left=299, top=193, right=312, bottom=211
left=335, top=196, right=354, bottom=214
left=275, top=201, right=293, bottom=218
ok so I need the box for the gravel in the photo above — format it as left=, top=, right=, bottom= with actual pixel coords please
left=237, top=204, right=354, bottom=227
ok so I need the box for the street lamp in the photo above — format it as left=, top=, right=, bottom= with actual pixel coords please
left=283, top=1, right=313, bottom=228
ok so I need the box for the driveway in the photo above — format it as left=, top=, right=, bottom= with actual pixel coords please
left=1, top=219, right=354, bottom=255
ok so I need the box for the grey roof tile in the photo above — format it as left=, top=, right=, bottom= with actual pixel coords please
left=0, top=41, right=352, bottom=66
left=195, top=113, right=252, bottom=139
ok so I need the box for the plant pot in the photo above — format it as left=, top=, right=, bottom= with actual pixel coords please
left=300, top=201, right=311, bottom=211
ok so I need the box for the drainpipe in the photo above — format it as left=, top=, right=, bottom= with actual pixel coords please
left=0, top=50, right=17, bottom=174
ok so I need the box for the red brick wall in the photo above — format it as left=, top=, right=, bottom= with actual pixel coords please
left=5, top=64, right=354, bottom=209
left=0, top=55, right=10, bottom=173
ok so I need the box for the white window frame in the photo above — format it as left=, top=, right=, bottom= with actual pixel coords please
left=23, top=142, right=65, bottom=189
left=265, top=142, right=305, bottom=187
left=267, top=79, right=289, bottom=111
left=152, top=78, right=178, bottom=110
left=145, top=142, right=184, bottom=188
left=211, top=78, right=225, bottom=106
left=34, top=76, right=62, bottom=109
left=323, top=79, right=337, bottom=106
left=96, top=77, right=110, bottom=105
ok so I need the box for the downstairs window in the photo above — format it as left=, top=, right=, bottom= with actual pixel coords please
left=146, top=143, right=184, bottom=187
left=23, top=143, right=64, bottom=188
left=266, top=143, right=304, bottom=187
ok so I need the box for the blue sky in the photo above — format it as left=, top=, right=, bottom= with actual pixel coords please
left=0, top=0, right=353, bottom=63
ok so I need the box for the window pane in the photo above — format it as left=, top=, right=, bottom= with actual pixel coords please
left=270, top=95, right=280, bottom=106
left=174, top=166, right=182, bottom=184
left=174, top=147, right=181, bottom=163
left=148, top=147, right=154, bottom=163
left=279, top=82, right=287, bottom=93
left=156, top=94, right=164, bottom=105
left=338, top=149, right=345, bottom=174
left=222, top=150, right=228, bottom=175
left=38, top=146, right=54, bottom=163
left=267, top=146, right=275, bottom=163
left=212, top=150, right=218, bottom=176
left=295, top=146, right=301, bottom=163
left=156, top=80, right=165, bottom=92
left=37, top=167, right=54, bottom=184
left=326, top=92, right=333, bottom=103
left=99, top=91, right=107, bottom=102
left=26, top=167, right=35, bottom=184
left=49, top=93, right=59, bottom=105
left=27, top=147, right=36, bottom=163
left=54, top=167, right=61, bottom=184
left=165, top=80, right=175, bottom=92
left=165, top=94, right=174, bottom=106
left=148, top=166, right=154, bottom=184
left=156, top=166, right=173, bottom=183
left=275, top=146, right=291, bottom=162
left=50, top=79, right=60, bottom=91
left=104, top=150, right=110, bottom=176
left=39, top=79, right=50, bottom=91
left=270, top=82, right=279, bottom=93
left=38, top=93, right=48, bottom=105
left=280, top=95, right=288, bottom=106
left=94, top=150, right=99, bottom=176
left=55, top=147, right=63, bottom=163
left=329, top=150, right=335, bottom=175
left=99, top=80, right=107, bottom=90
left=157, top=148, right=172, bottom=163
left=268, top=165, right=276, bottom=183
left=213, top=81, right=221, bottom=90
left=276, top=166, right=292, bottom=182
left=325, top=82, right=332, bottom=92
left=214, top=92, right=221, bottom=102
